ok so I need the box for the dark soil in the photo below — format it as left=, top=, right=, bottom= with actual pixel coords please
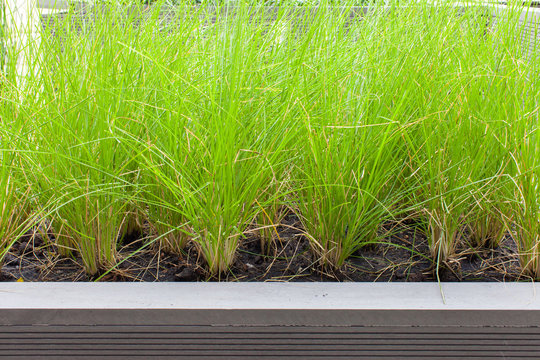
left=0, top=213, right=529, bottom=282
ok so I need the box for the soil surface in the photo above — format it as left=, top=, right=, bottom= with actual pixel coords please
left=0, top=213, right=529, bottom=282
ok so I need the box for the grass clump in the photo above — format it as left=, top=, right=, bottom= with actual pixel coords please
left=1, top=0, right=540, bottom=279
left=0, top=124, right=32, bottom=265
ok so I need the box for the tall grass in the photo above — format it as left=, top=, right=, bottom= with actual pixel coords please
left=129, top=5, right=304, bottom=274
left=501, top=5, right=540, bottom=276
left=1, top=0, right=539, bottom=278
left=0, top=119, right=32, bottom=265
left=17, top=6, right=154, bottom=274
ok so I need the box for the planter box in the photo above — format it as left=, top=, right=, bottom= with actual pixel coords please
left=3, top=5, right=540, bottom=359
left=1, top=282, right=540, bottom=359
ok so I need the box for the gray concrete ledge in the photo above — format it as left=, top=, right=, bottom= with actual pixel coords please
left=1, top=282, right=539, bottom=310
left=1, top=282, right=540, bottom=327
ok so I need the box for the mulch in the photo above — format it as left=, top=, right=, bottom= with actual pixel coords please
left=0, top=213, right=528, bottom=282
